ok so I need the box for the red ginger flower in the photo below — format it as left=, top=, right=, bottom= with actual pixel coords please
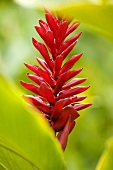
left=20, top=9, right=91, bottom=151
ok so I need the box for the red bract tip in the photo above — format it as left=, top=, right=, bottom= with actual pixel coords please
left=53, top=55, right=63, bottom=79
left=35, top=26, right=45, bottom=40
left=51, top=100, right=65, bottom=120
left=38, top=82, right=55, bottom=104
left=54, top=71, right=70, bottom=95
left=58, top=86, right=90, bottom=100
left=23, top=95, right=51, bottom=114
left=24, top=63, right=39, bottom=74
left=66, top=21, right=80, bottom=37
left=61, top=41, right=78, bottom=59
left=60, top=53, right=83, bottom=74
left=56, top=21, right=68, bottom=46
left=36, top=57, right=51, bottom=74
left=46, top=13, right=58, bottom=38
left=74, top=103, right=92, bottom=111
left=20, top=80, right=39, bottom=95
left=21, top=9, right=91, bottom=151
left=62, top=78, right=87, bottom=90
left=39, top=20, right=49, bottom=32
left=57, top=117, right=71, bottom=151
left=27, top=73, right=44, bottom=86
left=32, top=38, right=53, bottom=71
left=52, top=106, right=79, bottom=132
left=65, top=32, right=82, bottom=45
left=36, top=67, right=55, bottom=88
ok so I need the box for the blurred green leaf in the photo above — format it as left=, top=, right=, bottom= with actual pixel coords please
left=14, top=0, right=93, bottom=8
left=96, top=137, right=113, bottom=170
left=58, top=3, right=113, bottom=40
left=13, top=0, right=113, bottom=40
left=0, top=163, right=8, bottom=170
left=0, top=77, right=66, bottom=170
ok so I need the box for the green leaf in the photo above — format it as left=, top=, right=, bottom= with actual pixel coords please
left=96, top=137, right=113, bottom=170
left=14, top=0, right=85, bottom=8
left=13, top=0, right=113, bottom=40
left=0, top=163, right=8, bottom=170
left=57, top=3, right=113, bottom=40
left=15, top=0, right=113, bottom=40
left=0, top=77, right=66, bottom=170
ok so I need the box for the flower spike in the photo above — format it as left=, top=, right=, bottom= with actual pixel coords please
left=21, top=10, right=91, bottom=151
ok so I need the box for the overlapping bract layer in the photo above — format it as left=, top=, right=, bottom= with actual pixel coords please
left=21, top=9, right=91, bottom=150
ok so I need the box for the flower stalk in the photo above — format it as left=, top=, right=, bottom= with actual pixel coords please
left=20, top=9, right=91, bottom=151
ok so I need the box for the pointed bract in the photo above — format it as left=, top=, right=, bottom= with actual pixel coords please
left=53, top=55, right=63, bottom=79
left=52, top=106, right=79, bottom=132
left=23, top=95, right=51, bottom=114
left=62, top=78, right=87, bottom=90
left=39, top=82, right=55, bottom=104
left=60, top=53, right=83, bottom=74
left=57, top=117, right=70, bottom=151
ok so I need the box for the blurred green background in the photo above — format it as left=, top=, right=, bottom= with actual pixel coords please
left=0, top=0, right=113, bottom=170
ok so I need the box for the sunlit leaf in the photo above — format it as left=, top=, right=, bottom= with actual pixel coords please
left=14, top=0, right=113, bottom=40
left=14, top=0, right=92, bottom=8
left=0, top=77, right=66, bottom=170
left=0, top=163, right=8, bottom=170
left=58, top=3, right=113, bottom=40
left=96, top=137, right=113, bottom=170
